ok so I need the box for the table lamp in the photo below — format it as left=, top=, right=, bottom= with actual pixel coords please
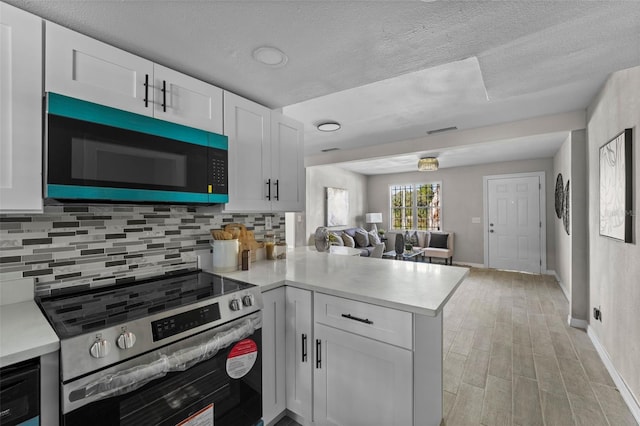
left=365, top=212, right=383, bottom=233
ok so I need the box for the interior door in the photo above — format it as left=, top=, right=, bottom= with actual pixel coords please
left=487, top=175, right=542, bottom=273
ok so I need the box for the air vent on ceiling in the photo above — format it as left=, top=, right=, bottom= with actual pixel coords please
left=427, top=126, right=458, bottom=135
left=321, top=148, right=340, bottom=152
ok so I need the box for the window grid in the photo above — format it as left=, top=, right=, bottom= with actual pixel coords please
left=390, top=183, right=441, bottom=231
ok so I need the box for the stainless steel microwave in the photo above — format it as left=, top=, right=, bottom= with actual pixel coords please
left=45, top=93, right=228, bottom=204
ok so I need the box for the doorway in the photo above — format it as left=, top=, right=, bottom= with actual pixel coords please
left=483, top=172, right=546, bottom=274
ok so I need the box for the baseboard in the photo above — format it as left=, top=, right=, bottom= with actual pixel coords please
left=550, top=270, right=571, bottom=303
left=567, top=315, right=588, bottom=329
left=587, top=326, right=640, bottom=424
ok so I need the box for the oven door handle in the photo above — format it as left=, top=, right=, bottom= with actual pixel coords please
left=67, top=315, right=260, bottom=407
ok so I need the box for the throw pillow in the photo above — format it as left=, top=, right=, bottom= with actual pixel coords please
left=354, top=228, right=369, bottom=247
left=368, top=230, right=381, bottom=245
left=428, top=233, right=449, bottom=249
left=341, top=232, right=356, bottom=248
left=329, top=232, right=344, bottom=246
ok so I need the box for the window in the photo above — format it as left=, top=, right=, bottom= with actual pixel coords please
left=390, top=182, right=441, bottom=231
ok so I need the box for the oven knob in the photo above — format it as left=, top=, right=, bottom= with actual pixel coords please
left=89, top=338, right=111, bottom=358
left=117, top=331, right=136, bottom=350
left=229, top=298, right=242, bottom=311
left=242, top=294, right=254, bottom=307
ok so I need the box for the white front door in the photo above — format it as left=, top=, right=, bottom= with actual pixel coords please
left=486, top=174, right=542, bottom=274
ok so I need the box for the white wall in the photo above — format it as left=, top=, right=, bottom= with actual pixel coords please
left=553, top=134, right=573, bottom=296
left=587, top=65, right=640, bottom=407
left=305, top=165, right=369, bottom=245
left=553, top=129, right=589, bottom=324
left=367, top=158, right=556, bottom=269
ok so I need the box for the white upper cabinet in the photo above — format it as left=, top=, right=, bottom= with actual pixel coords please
left=153, top=64, right=223, bottom=134
left=0, top=3, right=43, bottom=213
left=45, top=23, right=223, bottom=133
left=271, top=112, right=305, bottom=212
left=224, top=91, right=305, bottom=212
left=46, top=22, right=153, bottom=117
left=223, top=91, right=272, bottom=212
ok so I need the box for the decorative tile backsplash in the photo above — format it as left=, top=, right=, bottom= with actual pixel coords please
left=0, top=205, right=284, bottom=296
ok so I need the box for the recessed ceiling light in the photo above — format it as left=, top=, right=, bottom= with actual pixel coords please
left=317, top=122, right=341, bottom=132
left=252, top=46, right=288, bottom=67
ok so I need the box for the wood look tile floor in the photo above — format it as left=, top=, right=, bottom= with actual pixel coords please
left=273, top=268, right=637, bottom=426
left=443, top=268, right=637, bottom=426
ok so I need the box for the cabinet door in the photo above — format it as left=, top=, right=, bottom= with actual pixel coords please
left=45, top=22, right=153, bottom=116
left=262, top=288, right=286, bottom=424
left=313, top=324, right=413, bottom=426
left=223, top=91, right=271, bottom=212
left=0, top=3, right=43, bottom=213
left=285, top=287, right=313, bottom=421
left=271, top=112, right=305, bottom=212
left=153, top=64, right=223, bottom=133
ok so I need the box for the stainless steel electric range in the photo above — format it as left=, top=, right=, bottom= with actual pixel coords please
left=36, top=270, right=263, bottom=426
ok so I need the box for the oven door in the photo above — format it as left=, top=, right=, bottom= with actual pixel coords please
left=62, top=314, right=261, bottom=426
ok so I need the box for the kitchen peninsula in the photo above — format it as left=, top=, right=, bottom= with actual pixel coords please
left=213, top=248, right=470, bottom=426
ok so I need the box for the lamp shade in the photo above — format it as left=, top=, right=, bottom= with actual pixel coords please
left=418, top=157, right=439, bottom=171
left=365, top=213, right=382, bottom=223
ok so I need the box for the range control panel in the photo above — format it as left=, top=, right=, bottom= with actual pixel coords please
left=151, top=302, right=221, bottom=342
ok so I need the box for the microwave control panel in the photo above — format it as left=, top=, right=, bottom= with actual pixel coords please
left=209, top=148, right=228, bottom=194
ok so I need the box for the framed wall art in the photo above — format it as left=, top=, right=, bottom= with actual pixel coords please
left=599, top=128, right=632, bottom=242
left=326, top=187, right=349, bottom=227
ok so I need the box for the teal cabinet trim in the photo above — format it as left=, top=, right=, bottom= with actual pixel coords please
left=47, top=93, right=228, bottom=148
left=47, top=184, right=214, bottom=203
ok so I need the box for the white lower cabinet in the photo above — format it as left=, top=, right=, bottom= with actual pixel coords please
left=262, top=287, right=286, bottom=425
left=313, top=323, right=413, bottom=426
left=272, top=287, right=443, bottom=426
left=285, top=287, right=313, bottom=422
left=313, top=293, right=413, bottom=426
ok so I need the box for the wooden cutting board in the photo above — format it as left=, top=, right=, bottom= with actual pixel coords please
left=224, top=223, right=261, bottom=263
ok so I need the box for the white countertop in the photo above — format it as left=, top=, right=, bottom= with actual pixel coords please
left=216, top=247, right=469, bottom=317
left=0, top=301, right=59, bottom=367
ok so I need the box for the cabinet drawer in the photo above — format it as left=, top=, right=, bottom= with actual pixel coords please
left=314, top=293, right=412, bottom=349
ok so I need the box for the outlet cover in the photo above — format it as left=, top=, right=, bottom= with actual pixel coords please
left=265, top=216, right=272, bottom=230
left=471, top=217, right=481, bottom=224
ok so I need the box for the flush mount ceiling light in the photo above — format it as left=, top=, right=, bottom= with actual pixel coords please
left=252, top=46, right=288, bottom=67
left=317, top=121, right=341, bottom=132
left=418, top=157, right=439, bottom=171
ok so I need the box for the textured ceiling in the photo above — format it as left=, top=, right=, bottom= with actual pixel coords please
left=8, top=0, right=640, bottom=172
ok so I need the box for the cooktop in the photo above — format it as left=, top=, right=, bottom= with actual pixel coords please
left=37, top=271, right=253, bottom=339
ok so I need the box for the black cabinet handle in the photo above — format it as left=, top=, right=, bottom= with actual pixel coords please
left=144, top=74, right=149, bottom=107
left=274, top=179, right=279, bottom=201
left=316, top=339, right=321, bottom=369
left=302, top=334, right=307, bottom=363
left=341, top=313, right=374, bottom=325
left=266, top=179, right=271, bottom=200
left=161, top=80, right=167, bottom=112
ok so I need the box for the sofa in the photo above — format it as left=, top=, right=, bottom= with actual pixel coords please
left=390, top=231, right=455, bottom=265
left=323, top=227, right=384, bottom=257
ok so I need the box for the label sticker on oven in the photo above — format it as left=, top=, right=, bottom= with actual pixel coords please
left=176, top=403, right=213, bottom=426
left=226, top=338, right=258, bottom=379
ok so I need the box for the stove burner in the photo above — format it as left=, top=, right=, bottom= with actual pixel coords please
left=37, top=271, right=252, bottom=339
